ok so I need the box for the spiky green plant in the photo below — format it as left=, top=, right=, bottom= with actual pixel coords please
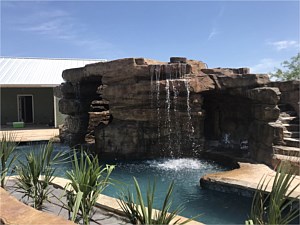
left=65, top=150, right=114, bottom=225
left=118, top=177, right=199, bottom=225
left=247, top=162, right=300, bottom=225
left=15, top=142, right=68, bottom=209
left=0, top=132, right=18, bottom=188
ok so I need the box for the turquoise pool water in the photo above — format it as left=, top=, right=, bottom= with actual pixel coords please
left=13, top=144, right=252, bottom=224
left=101, top=158, right=252, bottom=224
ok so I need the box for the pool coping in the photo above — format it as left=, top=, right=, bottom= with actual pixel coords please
left=6, top=176, right=204, bottom=225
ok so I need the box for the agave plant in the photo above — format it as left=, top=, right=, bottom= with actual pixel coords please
left=247, top=162, right=300, bottom=225
left=0, top=132, right=18, bottom=188
left=118, top=177, right=198, bottom=225
left=65, top=150, right=114, bottom=225
left=15, top=142, right=68, bottom=209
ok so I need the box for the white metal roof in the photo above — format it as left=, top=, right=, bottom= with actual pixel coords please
left=0, top=57, right=106, bottom=87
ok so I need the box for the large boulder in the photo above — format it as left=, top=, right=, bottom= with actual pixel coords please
left=208, top=74, right=270, bottom=90
left=245, top=87, right=281, bottom=105
left=270, top=80, right=300, bottom=115
left=252, top=104, right=280, bottom=122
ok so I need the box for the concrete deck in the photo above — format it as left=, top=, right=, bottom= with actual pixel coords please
left=200, top=162, right=300, bottom=199
left=0, top=127, right=59, bottom=142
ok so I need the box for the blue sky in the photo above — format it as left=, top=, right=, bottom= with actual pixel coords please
left=1, top=0, right=299, bottom=73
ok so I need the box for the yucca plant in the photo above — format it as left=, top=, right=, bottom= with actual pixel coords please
left=118, top=177, right=198, bottom=225
left=247, top=161, right=300, bottom=225
left=0, top=132, right=18, bottom=188
left=15, top=142, right=68, bottom=209
left=65, top=150, right=114, bottom=225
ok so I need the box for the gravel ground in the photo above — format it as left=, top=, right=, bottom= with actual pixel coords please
left=5, top=179, right=131, bottom=225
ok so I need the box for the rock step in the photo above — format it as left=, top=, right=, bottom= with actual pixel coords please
left=272, top=154, right=300, bottom=175
left=284, top=131, right=300, bottom=138
left=284, top=137, right=300, bottom=148
left=280, top=111, right=298, bottom=117
left=282, top=124, right=299, bottom=132
left=273, top=145, right=300, bottom=157
left=278, top=116, right=298, bottom=122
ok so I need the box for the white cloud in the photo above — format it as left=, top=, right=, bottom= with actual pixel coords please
left=208, top=28, right=219, bottom=40
left=249, top=58, right=281, bottom=74
left=268, top=40, right=299, bottom=51
left=10, top=7, right=122, bottom=58
left=207, top=7, right=224, bottom=41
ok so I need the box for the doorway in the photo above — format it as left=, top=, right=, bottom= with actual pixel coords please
left=17, top=95, right=34, bottom=123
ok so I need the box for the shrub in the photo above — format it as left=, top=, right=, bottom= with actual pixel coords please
left=118, top=177, right=198, bottom=225
left=15, top=142, right=67, bottom=209
left=0, top=132, right=18, bottom=188
left=246, top=162, right=300, bottom=225
left=65, top=150, right=114, bottom=225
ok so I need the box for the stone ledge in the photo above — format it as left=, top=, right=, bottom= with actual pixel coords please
left=200, top=162, right=300, bottom=199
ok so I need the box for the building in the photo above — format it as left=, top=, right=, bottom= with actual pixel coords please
left=0, top=57, right=105, bottom=128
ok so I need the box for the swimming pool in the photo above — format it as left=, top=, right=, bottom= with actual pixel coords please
left=13, top=144, right=252, bottom=224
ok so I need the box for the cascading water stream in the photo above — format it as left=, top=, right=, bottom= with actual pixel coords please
left=164, top=79, right=172, bottom=155
left=184, top=77, right=195, bottom=150
left=171, top=79, right=181, bottom=154
left=150, top=63, right=196, bottom=156
left=155, top=65, right=162, bottom=149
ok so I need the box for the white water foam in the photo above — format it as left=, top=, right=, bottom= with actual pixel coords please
left=149, top=158, right=203, bottom=171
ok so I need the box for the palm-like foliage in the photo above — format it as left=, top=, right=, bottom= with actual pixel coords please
left=247, top=162, right=300, bottom=225
left=0, top=132, right=18, bottom=188
left=65, top=150, right=114, bottom=225
left=15, top=142, right=68, bottom=209
left=118, top=177, right=198, bottom=225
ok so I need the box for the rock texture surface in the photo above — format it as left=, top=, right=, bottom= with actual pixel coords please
left=56, top=56, right=299, bottom=166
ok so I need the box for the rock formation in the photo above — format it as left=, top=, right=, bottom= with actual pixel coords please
left=55, top=57, right=299, bottom=167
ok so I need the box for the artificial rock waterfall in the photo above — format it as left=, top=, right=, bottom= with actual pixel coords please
left=55, top=57, right=299, bottom=168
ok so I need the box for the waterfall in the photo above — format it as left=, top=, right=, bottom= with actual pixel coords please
left=165, top=79, right=172, bottom=155
left=155, top=65, right=161, bottom=148
left=149, top=63, right=196, bottom=156
left=184, top=78, right=195, bottom=150
left=150, top=66, right=155, bottom=109
left=171, top=79, right=181, bottom=155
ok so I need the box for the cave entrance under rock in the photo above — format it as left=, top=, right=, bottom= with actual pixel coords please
left=202, top=91, right=253, bottom=150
